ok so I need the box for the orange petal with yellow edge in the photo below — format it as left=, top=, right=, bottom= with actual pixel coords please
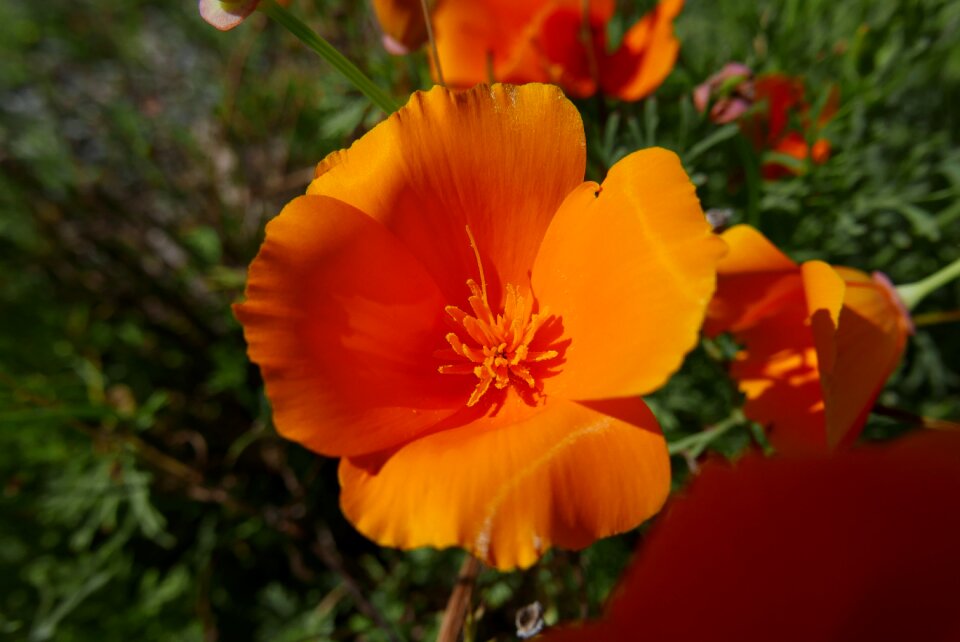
left=801, top=260, right=845, bottom=381
left=708, top=226, right=909, bottom=452
left=307, top=84, right=585, bottom=310
left=819, top=268, right=910, bottom=449
left=705, top=224, right=799, bottom=335
left=532, top=147, right=725, bottom=401
left=716, top=224, right=796, bottom=275
left=708, top=226, right=826, bottom=450
left=339, top=396, right=669, bottom=570
left=600, top=0, right=683, bottom=101
left=728, top=263, right=847, bottom=454
left=234, top=195, right=473, bottom=457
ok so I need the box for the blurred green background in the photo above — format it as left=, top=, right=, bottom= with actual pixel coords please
left=1, top=0, right=958, bottom=640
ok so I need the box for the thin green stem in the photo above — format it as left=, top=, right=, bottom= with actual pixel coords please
left=896, top=256, right=960, bottom=311
left=668, top=410, right=745, bottom=457
left=736, top=136, right=761, bottom=228
left=258, top=0, right=399, bottom=114
left=912, top=309, right=960, bottom=327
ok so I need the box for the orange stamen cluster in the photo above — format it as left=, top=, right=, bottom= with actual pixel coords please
left=437, top=228, right=558, bottom=407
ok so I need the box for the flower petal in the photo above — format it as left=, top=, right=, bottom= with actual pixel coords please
left=715, top=224, right=796, bottom=274
left=234, top=195, right=471, bottom=457
left=704, top=224, right=799, bottom=335
left=709, top=228, right=908, bottom=453
left=544, top=431, right=960, bottom=642
left=198, top=0, right=258, bottom=31
left=730, top=264, right=909, bottom=454
left=307, top=84, right=586, bottom=309
left=533, top=1, right=616, bottom=98
left=532, top=147, right=725, bottom=400
left=707, top=227, right=828, bottom=451
left=802, top=259, right=845, bottom=380
left=432, top=0, right=553, bottom=86
left=819, top=268, right=910, bottom=449
left=600, top=0, right=683, bottom=101
left=339, top=396, right=669, bottom=570
left=751, top=74, right=806, bottom=144
left=729, top=300, right=828, bottom=453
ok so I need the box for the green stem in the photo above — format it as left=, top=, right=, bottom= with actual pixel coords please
left=911, top=309, right=960, bottom=327
left=420, top=0, right=444, bottom=86
left=668, top=410, right=744, bottom=457
left=896, top=256, right=960, bottom=311
left=736, top=136, right=761, bottom=228
left=258, top=0, right=399, bottom=114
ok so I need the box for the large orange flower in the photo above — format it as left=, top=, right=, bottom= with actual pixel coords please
left=705, top=225, right=912, bottom=454
left=741, top=73, right=839, bottom=180
left=543, top=430, right=960, bottom=641
left=432, top=0, right=683, bottom=100
left=235, top=84, right=725, bottom=569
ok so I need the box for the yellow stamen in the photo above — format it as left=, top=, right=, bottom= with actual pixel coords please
left=438, top=228, right=559, bottom=407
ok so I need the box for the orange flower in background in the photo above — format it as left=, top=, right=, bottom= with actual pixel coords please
left=742, top=73, right=839, bottom=179
left=432, top=0, right=683, bottom=100
left=705, top=225, right=912, bottom=454
left=543, top=430, right=960, bottom=642
left=199, top=0, right=290, bottom=31
left=235, top=84, right=725, bottom=569
left=373, top=0, right=435, bottom=55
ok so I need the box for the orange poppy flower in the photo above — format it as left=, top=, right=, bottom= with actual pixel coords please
left=704, top=225, right=912, bottom=454
left=235, top=84, right=725, bottom=569
left=543, top=430, right=960, bottom=641
left=199, top=0, right=290, bottom=31
left=432, top=0, right=683, bottom=100
left=741, top=73, right=839, bottom=179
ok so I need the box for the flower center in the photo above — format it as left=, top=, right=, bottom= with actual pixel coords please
left=437, top=228, right=558, bottom=407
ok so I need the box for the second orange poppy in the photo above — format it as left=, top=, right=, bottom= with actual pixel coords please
left=705, top=225, right=912, bottom=454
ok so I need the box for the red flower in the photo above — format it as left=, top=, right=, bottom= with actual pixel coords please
left=543, top=430, right=960, bottom=641
left=741, top=73, right=839, bottom=179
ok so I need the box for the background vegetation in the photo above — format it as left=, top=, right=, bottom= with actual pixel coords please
left=1, top=0, right=958, bottom=639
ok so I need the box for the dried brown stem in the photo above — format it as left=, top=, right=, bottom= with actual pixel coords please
left=872, top=404, right=960, bottom=431
left=437, top=554, right=482, bottom=642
